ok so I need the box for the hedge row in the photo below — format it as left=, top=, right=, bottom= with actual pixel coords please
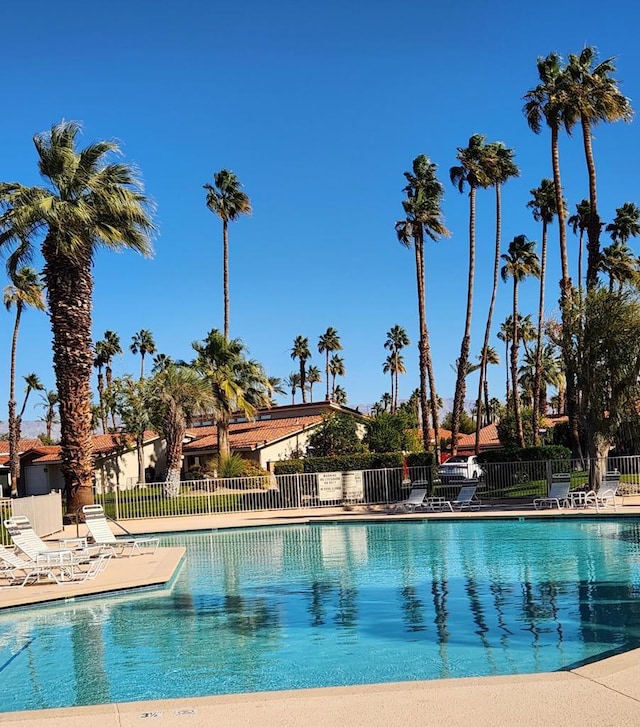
left=477, top=445, right=571, bottom=464
left=273, top=451, right=433, bottom=475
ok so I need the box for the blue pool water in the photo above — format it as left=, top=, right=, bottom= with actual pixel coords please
left=2, top=518, right=640, bottom=712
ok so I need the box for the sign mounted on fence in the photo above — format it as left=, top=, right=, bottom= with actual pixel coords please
left=317, top=472, right=343, bottom=501
left=342, top=471, right=364, bottom=501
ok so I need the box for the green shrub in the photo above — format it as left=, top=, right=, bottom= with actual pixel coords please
left=274, top=451, right=433, bottom=474
left=273, top=459, right=304, bottom=475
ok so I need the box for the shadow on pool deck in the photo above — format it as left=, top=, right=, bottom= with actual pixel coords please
left=2, top=504, right=640, bottom=725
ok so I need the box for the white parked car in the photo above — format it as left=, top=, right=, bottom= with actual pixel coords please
left=437, top=455, right=483, bottom=483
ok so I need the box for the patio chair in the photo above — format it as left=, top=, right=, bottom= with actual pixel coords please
left=0, top=544, right=111, bottom=587
left=82, top=505, right=160, bottom=556
left=533, top=479, right=570, bottom=510
left=4, top=515, right=108, bottom=563
left=422, top=481, right=482, bottom=512
left=390, top=487, right=428, bottom=513
left=585, top=472, right=619, bottom=511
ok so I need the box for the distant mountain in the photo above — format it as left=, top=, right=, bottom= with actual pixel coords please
left=356, top=398, right=475, bottom=417
left=0, top=420, right=60, bottom=440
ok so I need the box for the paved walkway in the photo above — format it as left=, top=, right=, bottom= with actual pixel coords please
left=2, top=502, right=640, bottom=724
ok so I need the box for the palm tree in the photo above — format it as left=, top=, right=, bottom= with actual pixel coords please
left=318, top=327, right=342, bottom=400
left=93, top=341, right=109, bottom=433
left=478, top=346, right=499, bottom=427
left=524, top=52, right=581, bottom=458
left=328, top=354, right=346, bottom=398
left=0, top=121, right=153, bottom=512
left=38, top=389, right=59, bottom=440
left=3, top=266, right=45, bottom=495
left=474, top=141, right=519, bottom=453
left=284, top=372, right=301, bottom=404
left=600, top=241, right=639, bottom=291
left=306, top=365, right=322, bottom=401
left=382, top=354, right=396, bottom=410
left=519, top=343, right=563, bottom=417
left=192, top=329, right=272, bottom=460
left=384, top=325, right=410, bottom=412
left=497, top=319, right=512, bottom=403
left=147, top=364, right=214, bottom=496
left=397, top=154, right=450, bottom=464
left=204, top=169, right=252, bottom=339
left=501, top=235, right=541, bottom=447
left=565, top=47, right=633, bottom=290
left=113, top=375, right=149, bottom=485
left=130, top=329, right=157, bottom=380
left=449, top=134, right=493, bottom=454
left=333, top=385, right=347, bottom=405
left=100, top=330, right=122, bottom=430
left=527, top=178, right=563, bottom=443
left=151, top=353, right=173, bottom=373
left=268, top=376, right=286, bottom=406
left=291, top=336, right=311, bottom=403
left=568, top=199, right=591, bottom=303
left=606, top=202, right=640, bottom=246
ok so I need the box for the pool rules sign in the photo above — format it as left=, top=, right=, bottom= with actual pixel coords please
left=317, top=471, right=364, bottom=502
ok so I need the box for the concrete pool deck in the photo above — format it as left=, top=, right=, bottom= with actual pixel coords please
left=2, top=502, right=640, bottom=725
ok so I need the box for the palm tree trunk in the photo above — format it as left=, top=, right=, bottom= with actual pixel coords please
left=217, top=417, right=230, bottom=459
left=299, top=361, right=307, bottom=403
left=136, top=432, right=145, bottom=484
left=504, top=338, right=510, bottom=402
left=222, top=218, right=230, bottom=340
left=582, top=117, right=600, bottom=292
left=414, top=234, right=440, bottom=468
left=452, top=186, right=476, bottom=455
left=8, top=305, right=21, bottom=496
left=163, top=407, right=185, bottom=497
left=140, top=352, right=145, bottom=381
left=43, top=238, right=95, bottom=514
left=97, top=370, right=107, bottom=434
left=511, top=281, right=525, bottom=448
left=552, top=125, right=583, bottom=462
left=532, top=219, right=548, bottom=445
left=475, top=183, right=502, bottom=453
left=325, top=352, right=330, bottom=400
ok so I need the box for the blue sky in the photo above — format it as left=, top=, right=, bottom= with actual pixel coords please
left=2, top=0, right=639, bottom=422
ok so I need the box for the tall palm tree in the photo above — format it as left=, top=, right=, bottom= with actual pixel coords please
left=568, top=199, right=591, bottom=303
left=147, top=364, right=214, bottom=496
left=565, top=47, right=633, bottom=291
left=382, top=354, right=396, bottom=410
left=100, top=330, right=122, bottom=430
left=384, top=325, right=410, bottom=412
left=0, top=121, right=153, bottom=512
left=192, top=329, right=272, bottom=460
left=328, top=354, right=345, bottom=398
left=306, top=365, right=321, bottom=402
left=291, top=336, right=311, bottom=403
left=130, top=329, right=157, bottom=380
left=318, top=327, right=342, bottom=401
left=606, top=202, right=640, bottom=246
left=600, top=241, right=640, bottom=291
left=497, top=319, right=512, bottom=403
left=519, top=343, right=563, bottom=418
left=92, top=341, right=108, bottom=433
left=474, top=141, right=519, bottom=453
left=204, top=169, right=252, bottom=339
left=3, top=266, right=45, bottom=495
left=333, top=385, right=347, bottom=405
left=268, top=376, right=286, bottom=406
left=397, top=154, right=450, bottom=463
left=450, top=134, right=493, bottom=454
left=524, top=52, right=582, bottom=459
left=37, top=389, right=59, bottom=440
left=477, top=346, right=499, bottom=427
left=527, top=178, right=563, bottom=443
left=284, top=372, right=301, bottom=404
left=501, top=235, right=541, bottom=447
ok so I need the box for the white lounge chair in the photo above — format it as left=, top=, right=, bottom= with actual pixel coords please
left=424, top=483, right=481, bottom=512
left=585, top=472, right=619, bottom=511
left=390, top=488, right=428, bottom=512
left=4, top=515, right=108, bottom=564
left=533, top=479, right=570, bottom=510
left=82, top=505, right=160, bottom=556
left=0, top=544, right=110, bottom=586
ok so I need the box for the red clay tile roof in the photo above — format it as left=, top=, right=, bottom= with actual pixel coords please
left=0, top=439, right=45, bottom=455
left=185, top=415, right=324, bottom=452
left=455, top=424, right=501, bottom=451
left=18, top=431, right=161, bottom=465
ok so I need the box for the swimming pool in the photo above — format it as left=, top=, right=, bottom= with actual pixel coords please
left=1, top=518, right=640, bottom=713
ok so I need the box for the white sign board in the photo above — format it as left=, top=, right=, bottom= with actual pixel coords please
left=342, top=471, right=364, bottom=501
left=317, top=472, right=343, bottom=501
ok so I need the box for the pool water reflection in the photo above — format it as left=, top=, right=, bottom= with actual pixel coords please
left=1, top=518, right=640, bottom=712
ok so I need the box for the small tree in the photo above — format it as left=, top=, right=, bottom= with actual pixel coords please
left=306, top=413, right=366, bottom=457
